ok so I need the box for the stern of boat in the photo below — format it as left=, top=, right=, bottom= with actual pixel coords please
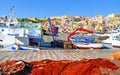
left=102, top=43, right=113, bottom=49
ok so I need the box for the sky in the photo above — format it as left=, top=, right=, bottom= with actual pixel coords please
left=0, top=0, right=120, bottom=19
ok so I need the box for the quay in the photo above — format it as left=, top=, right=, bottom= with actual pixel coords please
left=0, top=48, right=120, bottom=62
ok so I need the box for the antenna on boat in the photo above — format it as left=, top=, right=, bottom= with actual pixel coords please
left=6, top=5, right=14, bottom=27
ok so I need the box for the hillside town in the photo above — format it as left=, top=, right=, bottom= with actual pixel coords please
left=0, top=13, right=120, bottom=33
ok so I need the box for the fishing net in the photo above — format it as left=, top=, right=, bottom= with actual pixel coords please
left=0, top=58, right=119, bottom=75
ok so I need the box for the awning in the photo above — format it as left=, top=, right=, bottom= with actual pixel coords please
left=28, top=35, right=41, bottom=38
left=8, top=34, right=19, bottom=36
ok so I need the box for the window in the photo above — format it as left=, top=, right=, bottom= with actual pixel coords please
left=1, top=29, right=4, bottom=32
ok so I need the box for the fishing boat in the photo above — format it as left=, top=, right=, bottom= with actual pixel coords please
left=67, top=27, right=111, bottom=49
left=0, top=6, right=41, bottom=51
left=101, top=26, right=120, bottom=48
left=0, top=25, right=41, bottom=51
left=102, top=32, right=120, bottom=48
left=71, top=36, right=112, bottom=49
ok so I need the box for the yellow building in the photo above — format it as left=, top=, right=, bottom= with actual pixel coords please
left=108, top=13, right=120, bottom=18
left=13, top=18, right=18, bottom=22
left=28, top=17, right=37, bottom=21
left=95, top=24, right=103, bottom=31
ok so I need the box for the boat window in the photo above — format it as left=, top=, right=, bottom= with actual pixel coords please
left=1, top=29, right=4, bottom=32
left=0, top=45, right=3, bottom=48
left=116, top=36, right=120, bottom=38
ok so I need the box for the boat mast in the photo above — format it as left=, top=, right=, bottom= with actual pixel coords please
left=6, top=5, right=14, bottom=27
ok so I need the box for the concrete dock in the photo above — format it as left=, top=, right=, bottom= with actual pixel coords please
left=0, top=48, right=120, bottom=62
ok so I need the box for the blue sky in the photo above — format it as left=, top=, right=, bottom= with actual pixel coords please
left=0, top=0, right=120, bottom=18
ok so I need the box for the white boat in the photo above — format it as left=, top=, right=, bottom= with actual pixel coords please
left=102, top=33, right=120, bottom=48
left=0, top=26, right=41, bottom=51
left=70, top=34, right=112, bottom=49
left=0, top=7, right=41, bottom=50
left=102, top=27, right=120, bottom=48
left=67, top=27, right=112, bottom=49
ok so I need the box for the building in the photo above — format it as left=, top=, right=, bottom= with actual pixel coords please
left=28, top=17, right=38, bottom=21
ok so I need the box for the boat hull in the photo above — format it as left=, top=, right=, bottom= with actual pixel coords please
left=113, top=45, right=120, bottom=48
left=102, top=43, right=113, bottom=49
left=73, top=43, right=103, bottom=49
left=0, top=43, right=40, bottom=51
left=103, top=39, right=120, bottom=48
left=112, top=41, right=120, bottom=48
left=19, top=46, right=40, bottom=50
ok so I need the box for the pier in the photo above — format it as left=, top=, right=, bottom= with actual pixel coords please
left=0, top=48, right=120, bottom=62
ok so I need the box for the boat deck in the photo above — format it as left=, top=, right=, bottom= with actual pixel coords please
left=0, top=48, right=120, bottom=62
